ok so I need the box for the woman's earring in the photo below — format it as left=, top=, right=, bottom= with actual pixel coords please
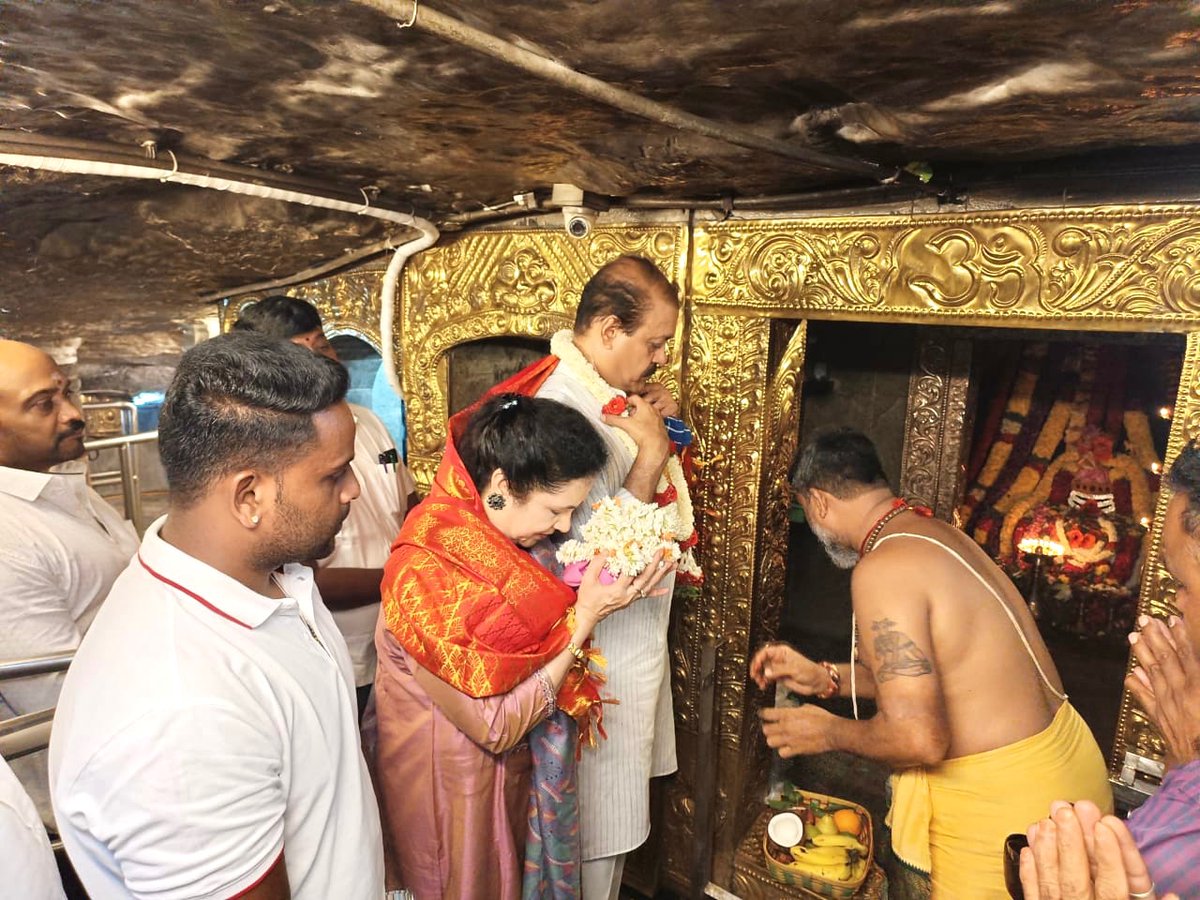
left=486, top=493, right=506, bottom=510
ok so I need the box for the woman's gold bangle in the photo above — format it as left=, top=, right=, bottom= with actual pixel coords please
left=566, top=642, right=587, bottom=662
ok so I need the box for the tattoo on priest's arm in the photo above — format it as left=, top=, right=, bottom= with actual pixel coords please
left=871, top=617, right=933, bottom=683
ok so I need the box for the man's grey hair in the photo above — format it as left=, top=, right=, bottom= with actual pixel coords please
left=791, top=426, right=890, bottom=498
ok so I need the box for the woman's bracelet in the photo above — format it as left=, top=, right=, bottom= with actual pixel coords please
left=566, top=642, right=587, bottom=662
left=815, top=661, right=841, bottom=700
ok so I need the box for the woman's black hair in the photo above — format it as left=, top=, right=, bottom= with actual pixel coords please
left=457, top=393, right=609, bottom=499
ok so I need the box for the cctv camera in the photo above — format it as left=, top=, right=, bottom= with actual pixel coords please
left=563, top=206, right=596, bottom=239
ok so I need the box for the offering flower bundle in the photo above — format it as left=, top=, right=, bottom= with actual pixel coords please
left=558, top=496, right=700, bottom=586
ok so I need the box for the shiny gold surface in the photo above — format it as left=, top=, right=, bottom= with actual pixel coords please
left=693, top=208, right=1200, bottom=330
left=1112, top=330, right=1200, bottom=768
left=401, top=226, right=689, bottom=492
left=272, top=205, right=1200, bottom=896
left=900, top=334, right=973, bottom=520
left=301, top=265, right=388, bottom=354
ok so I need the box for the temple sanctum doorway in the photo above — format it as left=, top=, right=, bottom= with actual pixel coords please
left=770, top=320, right=1181, bottom=891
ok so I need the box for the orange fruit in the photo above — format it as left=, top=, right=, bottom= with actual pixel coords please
left=833, top=808, right=862, bottom=835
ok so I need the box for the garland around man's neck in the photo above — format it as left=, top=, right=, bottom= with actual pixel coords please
left=551, top=330, right=702, bottom=582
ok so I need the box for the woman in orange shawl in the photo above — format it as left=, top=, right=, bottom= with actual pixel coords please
left=374, top=393, right=671, bottom=900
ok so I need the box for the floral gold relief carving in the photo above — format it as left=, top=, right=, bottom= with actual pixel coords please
left=695, top=207, right=1200, bottom=328
left=901, top=335, right=972, bottom=520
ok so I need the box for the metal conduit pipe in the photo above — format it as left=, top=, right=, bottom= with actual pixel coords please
left=357, top=0, right=913, bottom=185
left=197, top=234, right=415, bottom=303
left=0, top=135, right=439, bottom=402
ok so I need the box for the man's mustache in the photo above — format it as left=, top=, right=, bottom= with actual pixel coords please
left=642, top=363, right=659, bottom=380
left=56, top=420, right=85, bottom=443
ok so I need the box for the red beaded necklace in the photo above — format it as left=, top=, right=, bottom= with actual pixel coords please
left=858, top=498, right=932, bottom=556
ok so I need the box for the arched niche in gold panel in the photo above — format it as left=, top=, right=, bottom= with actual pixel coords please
left=399, top=227, right=690, bottom=493
left=216, top=265, right=391, bottom=356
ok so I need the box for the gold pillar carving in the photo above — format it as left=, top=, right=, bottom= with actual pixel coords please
left=1112, top=330, right=1200, bottom=766
left=900, top=334, right=973, bottom=520
left=401, top=227, right=689, bottom=492
left=659, top=310, right=777, bottom=891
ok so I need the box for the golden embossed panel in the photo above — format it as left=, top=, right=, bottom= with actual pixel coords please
left=900, top=334, right=973, bottom=521
left=694, top=207, right=1200, bottom=330
left=1112, top=330, right=1200, bottom=767
left=209, top=203, right=1200, bottom=897
left=401, top=226, right=689, bottom=492
left=301, top=265, right=388, bottom=354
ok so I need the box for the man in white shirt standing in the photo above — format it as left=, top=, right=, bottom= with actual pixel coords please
left=535, top=256, right=682, bottom=899
left=0, top=339, right=140, bottom=823
left=50, top=333, right=384, bottom=899
left=234, top=296, right=417, bottom=716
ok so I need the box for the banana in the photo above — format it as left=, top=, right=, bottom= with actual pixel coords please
left=811, top=833, right=868, bottom=853
left=786, top=859, right=849, bottom=880
left=789, top=845, right=849, bottom=866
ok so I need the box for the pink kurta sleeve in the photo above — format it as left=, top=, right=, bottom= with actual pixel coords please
left=412, top=660, right=549, bottom=753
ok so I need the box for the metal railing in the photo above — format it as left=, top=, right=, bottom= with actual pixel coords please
left=0, top=652, right=73, bottom=760
left=84, top=401, right=138, bottom=489
left=83, top=430, right=158, bottom=533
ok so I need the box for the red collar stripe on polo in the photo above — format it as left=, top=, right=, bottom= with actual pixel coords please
left=137, top=554, right=253, bottom=630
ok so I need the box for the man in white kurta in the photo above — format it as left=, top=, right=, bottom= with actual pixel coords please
left=0, top=340, right=139, bottom=825
left=535, top=256, right=684, bottom=898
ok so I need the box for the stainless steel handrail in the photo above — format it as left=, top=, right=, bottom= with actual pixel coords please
left=83, top=430, right=158, bottom=532
left=0, top=708, right=53, bottom=738
left=0, top=712, right=53, bottom=760
left=0, top=652, right=73, bottom=681
left=83, top=431, right=158, bottom=450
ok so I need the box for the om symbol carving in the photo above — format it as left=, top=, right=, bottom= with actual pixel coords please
left=890, top=225, right=1042, bottom=310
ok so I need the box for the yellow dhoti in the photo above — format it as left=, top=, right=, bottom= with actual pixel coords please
left=887, top=702, right=1113, bottom=899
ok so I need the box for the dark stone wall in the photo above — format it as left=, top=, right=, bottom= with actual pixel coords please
left=779, top=320, right=918, bottom=651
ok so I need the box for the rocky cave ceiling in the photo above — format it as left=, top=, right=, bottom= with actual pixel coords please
left=4, top=0, right=1200, bottom=346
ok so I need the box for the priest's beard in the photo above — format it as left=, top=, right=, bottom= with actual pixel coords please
left=810, top=519, right=859, bottom=569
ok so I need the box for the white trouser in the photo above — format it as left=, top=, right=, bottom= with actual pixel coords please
left=580, top=853, right=627, bottom=900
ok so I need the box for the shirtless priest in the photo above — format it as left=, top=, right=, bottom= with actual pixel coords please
left=751, top=427, right=1112, bottom=898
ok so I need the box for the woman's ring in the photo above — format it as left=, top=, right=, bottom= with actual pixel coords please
left=1129, top=884, right=1157, bottom=899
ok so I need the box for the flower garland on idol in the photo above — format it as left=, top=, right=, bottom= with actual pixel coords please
left=549, top=330, right=703, bottom=587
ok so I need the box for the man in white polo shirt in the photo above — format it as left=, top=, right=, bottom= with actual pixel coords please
left=234, top=295, right=418, bottom=717
left=0, top=339, right=139, bottom=824
left=50, top=333, right=384, bottom=899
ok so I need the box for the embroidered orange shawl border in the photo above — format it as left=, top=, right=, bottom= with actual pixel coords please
left=381, top=356, right=608, bottom=743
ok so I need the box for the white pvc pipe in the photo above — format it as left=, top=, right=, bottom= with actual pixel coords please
left=380, top=231, right=438, bottom=402
left=0, top=151, right=439, bottom=401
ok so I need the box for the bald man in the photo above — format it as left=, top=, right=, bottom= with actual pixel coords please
left=0, top=340, right=138, bottom=822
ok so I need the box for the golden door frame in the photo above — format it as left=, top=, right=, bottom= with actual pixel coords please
left=288, top=204, right=1200, bottom=896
